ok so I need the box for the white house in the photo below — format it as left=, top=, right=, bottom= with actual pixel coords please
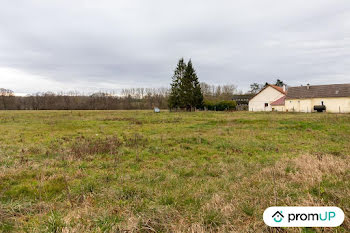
left=249, top=84, right=286, bottom=111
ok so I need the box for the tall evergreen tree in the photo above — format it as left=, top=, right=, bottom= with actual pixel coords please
left=188, top=60, right=203, bottom=109
left=168, top=58, right=186, bottom=110
left=168, top=58, right=203, bottom=111
left=180, top=59, right=203, bottom=111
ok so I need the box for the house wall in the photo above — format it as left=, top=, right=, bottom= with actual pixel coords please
left=285, top=99, right=312, bottom=113
left=272, top=105, right=285, bottom=112
left=285, top=97, right=350, bottom=113
left=249, top=86, right=285, bottom=111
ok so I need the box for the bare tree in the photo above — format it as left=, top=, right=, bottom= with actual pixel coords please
left=200, top=82, right=238, bottom=101
left=0, top=88, right=15, bottom=110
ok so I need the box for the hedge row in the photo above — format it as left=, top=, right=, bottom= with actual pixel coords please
left=204, top=100, right=237, bottom=111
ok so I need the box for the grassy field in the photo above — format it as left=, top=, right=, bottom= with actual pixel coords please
left=0, top=110, right=349, bottom=232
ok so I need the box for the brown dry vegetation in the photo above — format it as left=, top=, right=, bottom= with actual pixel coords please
left=0, top=110, right=349, bottom=233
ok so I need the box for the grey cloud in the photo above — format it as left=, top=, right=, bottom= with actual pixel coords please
left=0, top=0, right=349, bottom=93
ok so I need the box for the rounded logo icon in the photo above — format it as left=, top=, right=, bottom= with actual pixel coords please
left=263, top=207, right=345, bottom=227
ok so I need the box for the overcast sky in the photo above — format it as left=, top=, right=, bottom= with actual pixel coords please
left=0, top=0, right=349, bottom=94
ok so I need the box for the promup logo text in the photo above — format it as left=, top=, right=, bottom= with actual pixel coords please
left=264, top=207, right=344, bottom=227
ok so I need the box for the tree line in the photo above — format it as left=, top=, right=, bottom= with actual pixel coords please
left=1, top=58, right=287, bottom=110
left=200, top=83, right=239, bottom=101
left=0, top=84, right=240, bottom=110
left=0, top=89, right=168, bottom=110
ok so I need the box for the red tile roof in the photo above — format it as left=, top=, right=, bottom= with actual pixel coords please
left=269, top=85, right=286, bottom=94
left=271, top=96, right=286, bottom=106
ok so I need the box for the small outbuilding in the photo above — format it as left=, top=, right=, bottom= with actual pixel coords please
left=232, top=94, right=254, bottom=110
left=271, top=96, right=286, bottom=112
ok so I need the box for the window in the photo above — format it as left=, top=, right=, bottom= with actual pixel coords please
left=265, top=103, right=268, bottom=107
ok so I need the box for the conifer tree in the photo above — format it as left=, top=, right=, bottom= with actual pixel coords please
left=192, top=72, right=204, bottom=109
left=168, top=58, right=186, bottom=110
left=180, top=59, right=204, bottom=111
left=168, top=58, right=203, bottom=111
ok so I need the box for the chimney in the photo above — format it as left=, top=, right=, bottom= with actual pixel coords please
left=307, top=83, right=310, bottom=90
left=283, top=85, right=286, bottom=92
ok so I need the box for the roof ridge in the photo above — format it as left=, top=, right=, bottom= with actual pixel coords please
left=269, top=84, right=286, bottom=94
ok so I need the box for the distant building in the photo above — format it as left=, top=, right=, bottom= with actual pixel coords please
left=248, top=83, right=350, bottom=113
left=248, top=84, right=286, bottom=111
left=285, top=83, right=350, bottom=113
left=232, top=94, right=254, bottom=110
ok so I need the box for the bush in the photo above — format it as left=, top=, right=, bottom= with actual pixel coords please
left=204, top=100, right=236, bottom=111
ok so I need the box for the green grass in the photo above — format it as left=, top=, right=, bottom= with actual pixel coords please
left=0, top=110, right=349, bottom=232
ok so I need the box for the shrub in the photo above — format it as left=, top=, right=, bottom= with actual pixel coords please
left=204, top=100, right=237, bottom=111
